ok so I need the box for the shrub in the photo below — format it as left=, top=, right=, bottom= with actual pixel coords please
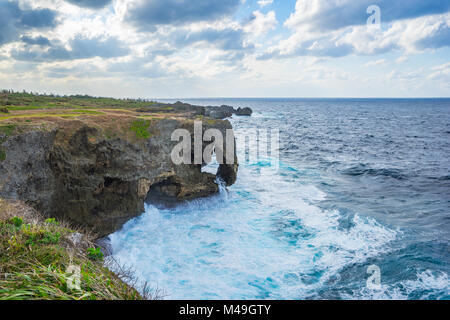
left=0, top=124, right=15, bottom=136
left=130, top=119, right=151, bottom=139
left=41, top=231, right=61, bottom=244
left=10, top=216, right=23, bottom=228
left=87, top=247, right=104, bottom=261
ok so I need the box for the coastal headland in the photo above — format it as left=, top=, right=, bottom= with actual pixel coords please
left=0, top=92, right=246, bottom=237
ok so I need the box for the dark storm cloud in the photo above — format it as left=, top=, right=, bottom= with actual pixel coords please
left=125, top=0, right=240, bottom=31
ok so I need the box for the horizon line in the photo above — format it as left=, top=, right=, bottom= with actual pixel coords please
left=3, top=90, right=449, bottom=100
left=154, top=96, right=450, bottom=100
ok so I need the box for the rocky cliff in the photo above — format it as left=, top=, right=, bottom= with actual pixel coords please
left=0, top=106, right=238, bottom=238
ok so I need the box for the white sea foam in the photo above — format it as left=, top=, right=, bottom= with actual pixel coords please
left=342, top=270, right=450, bottom=300
left=109, top=159, right=400, bottom=299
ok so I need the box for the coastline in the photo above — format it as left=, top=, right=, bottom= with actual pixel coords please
left=0, top=91, right=247, bottom=299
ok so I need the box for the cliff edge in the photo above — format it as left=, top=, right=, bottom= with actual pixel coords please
left=0, top=93, right=238, bottom=237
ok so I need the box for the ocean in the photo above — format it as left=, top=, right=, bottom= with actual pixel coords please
left=108, top=98, right=450, bottom=300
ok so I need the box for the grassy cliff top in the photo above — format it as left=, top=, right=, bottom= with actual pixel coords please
left=0, top=91, right=219, bottom=144
left=0, top=91, right=203, bottom=121
left=1, top=91, right=166, bottom=110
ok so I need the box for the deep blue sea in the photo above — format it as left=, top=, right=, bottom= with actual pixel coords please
left=109, top=98, right=450, bottom=300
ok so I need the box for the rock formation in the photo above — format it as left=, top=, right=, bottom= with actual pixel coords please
left=235, top=107, right=253, bottom=116
left=205, top=105, right=253, bottom=119
left=0, top=112, right=238, bottom=237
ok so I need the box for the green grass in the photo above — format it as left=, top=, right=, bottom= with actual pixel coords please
left=0, top=125, right=15, bottom=162
left=6, top=106, right=62, bottom=111
left=87, top=247, right=104, bottom=261
left=44, top=218, right=59, bottom=226
left=10, top=216, right=23, bottom=227
left=0, top=113, right=102, bottom=121
left=0, top=91, right=160, bottom=110
left=0, top=124, right=16, bottom=136
left=5, top=106, right=103, bottom=112
left=130, top=119, right=151, bottom=139
left=71, top=109, right=104, bottom=114
left=0, top=209, right=148, bottom=300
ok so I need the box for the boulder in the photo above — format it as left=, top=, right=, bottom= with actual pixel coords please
left=235, top=107, right=253, bottom=116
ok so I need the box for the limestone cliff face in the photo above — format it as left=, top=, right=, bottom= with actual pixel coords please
left=0, top=118, right=238, bottom=237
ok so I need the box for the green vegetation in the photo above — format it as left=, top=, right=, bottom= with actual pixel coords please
left=0, top=90, right=159, bottom=110
left=71, top=109, right=104, bottom=114
left=0, top=91, right=211, bottom=131
left=130, top=119, right=151, bottom=139
left=5, top=106, right=63, bottom=111
left=0, top=124, right=15, bottom=136
left=87, top=247, right=104, bottom=261
left=10, top=216, right=23, bottom=227
left=0, top=201, right=151, bottom=300
left=0, top=113, right=103, bottom=121
left=45, top=218, right=59, bottom=226
left=0, top=125, right=15, bottom=162
left=195, top=115, right=220, bottom=124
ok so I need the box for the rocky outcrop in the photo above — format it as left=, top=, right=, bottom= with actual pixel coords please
left=235, top=107, right=253, bottom=116
left=205, top=105, right=253, bottom=119
left=0, top=118, right=238, bottom=237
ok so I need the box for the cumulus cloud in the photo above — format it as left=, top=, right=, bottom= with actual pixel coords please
left=260, top=2, right=450, bottom=60
left=11, top=35, right=129, bottom=62
left=257, top=32, right=354, bottom=59
left=414, top=20, right=450, bottom=49
left=427, top=62, right=450, bottom=82
left=244, top=10, right=277, bottom=36
left=172, top=27, right=252, bottom=51
left=0, top=0, right=58, bottom=45
left=21, top=35, right=52, bottom=46
left=285, top=0, right=450, bottom=31
left=107, top=58, right=169, bottom=79
left=364, top=59, right=387, bottom=67
left=257, top=0, right=273, bottom=8
left=65, top=0, right=112, bottom=9
left=1, top=0, right=449, bottom=97
left=338, top=13, right=450, bottom=54
left=124, top=0, right=240, bottom=31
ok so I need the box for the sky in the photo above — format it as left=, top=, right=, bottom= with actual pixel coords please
left=0, top=0, right=449, bottom=98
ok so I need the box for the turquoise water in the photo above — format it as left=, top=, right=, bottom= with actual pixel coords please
left=109, top=99, right=450, bottom=300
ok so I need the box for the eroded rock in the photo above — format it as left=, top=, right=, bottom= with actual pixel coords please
left=0, top=118, right=239, bottom=237
left=205, top=105, right=253, bottom=119
left=235, top=107, right=253, bottom=116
